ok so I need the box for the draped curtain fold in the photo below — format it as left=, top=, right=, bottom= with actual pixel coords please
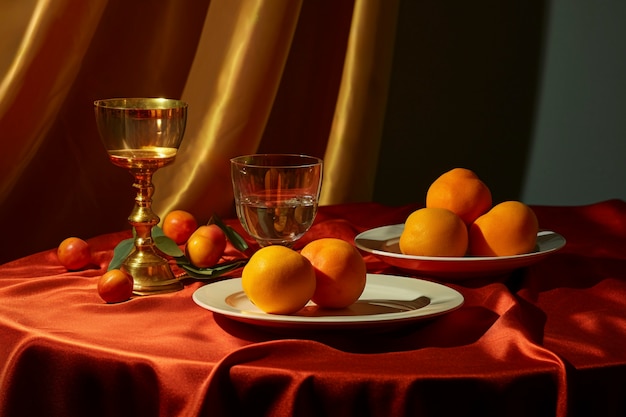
left=0, top=0, right=107, bottom=203
left=0, top=0, right=399, bottom=264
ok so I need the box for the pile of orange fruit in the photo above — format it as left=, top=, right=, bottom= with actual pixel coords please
left=242, top=238, right=367, bottom=315
left=399, top=168, right=539, bottom=257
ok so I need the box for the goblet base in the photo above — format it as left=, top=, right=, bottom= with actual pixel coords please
left=122, top=251, right=183, bottom=296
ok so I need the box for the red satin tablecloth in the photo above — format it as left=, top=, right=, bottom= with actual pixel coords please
left=1, top=201, right=625, bottom=417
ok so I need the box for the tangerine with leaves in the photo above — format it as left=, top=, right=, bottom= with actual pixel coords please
left=162, top=210, right=198, bottom=245
left=242, top=245, right=316, bottom=314
left=301, top=238, right=367, bottom=309
left=399, top=207, right=468, bottom=257
left=426, top=168, right=492, bottom=225
left=468, top=201, right=539, bottom=257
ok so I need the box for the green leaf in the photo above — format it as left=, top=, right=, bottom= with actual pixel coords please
left=180, top=258, right=249, bottom=280
left=225, top=225, right=249, bottom=253
left=173, top=255, right=191, bottom=266
left=210, top=215, right=249, bottom=253
left=155, top=235, right=184, bottom=257
left=109, top=238, right=134, bottom=271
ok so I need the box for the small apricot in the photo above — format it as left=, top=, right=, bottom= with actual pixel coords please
left=426, top=168, right=492, bottom=225
left=242, top=246, right=316, bottom=314
left=468, top=201, right=539, bottom=256
left=162, top=210, right=198, bottom=245
left=98, top=269, right=133, bottom=303
left=399, top=207, right=468, bottom=257
left=57, top=237, right=92, bottom=270
left=301, top=238, right=367, bottom=309
left=185, top=224, right=227, bottom=268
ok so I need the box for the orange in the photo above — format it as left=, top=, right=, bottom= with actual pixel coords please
left=162, top=210, right=198, bottom=245
left=399, top=207, right=468, bottom=257
left=468, top=201, right=539, bottom=256
left=301, top=238, right=367, bottom=309
left=241, top=245, right=316, bottom=314
left=426, top=168, right=492, bottom=225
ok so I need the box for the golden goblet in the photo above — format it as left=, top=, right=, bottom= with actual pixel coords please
left=94, top=98, right=187, bottom=295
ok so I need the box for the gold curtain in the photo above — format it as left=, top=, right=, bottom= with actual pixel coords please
left=0, top=0, right=399, bottom=264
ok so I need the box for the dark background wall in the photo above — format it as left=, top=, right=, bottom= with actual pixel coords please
left=521, top=0, right=626, bottom=205
left=375, top=0, right=626, bottom=207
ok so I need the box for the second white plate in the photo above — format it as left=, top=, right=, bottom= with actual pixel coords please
left=192, top=274, right=464, bottom=329
left=355, top=225, right=566, bottom=279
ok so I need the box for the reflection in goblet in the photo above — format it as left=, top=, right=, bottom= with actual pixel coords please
left=231, top=154, right=323, bottom=248
left=94, top=98, right=187, bottom=295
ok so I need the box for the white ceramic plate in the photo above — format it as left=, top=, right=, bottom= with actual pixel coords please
left=355, top=225, right=566, bottom=280
left=192, top=274, right=464, bottom=329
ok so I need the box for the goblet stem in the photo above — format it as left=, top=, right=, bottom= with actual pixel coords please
left=121, top=167, right=183, bottom=295
left=129, top=168, right=159, bottom=234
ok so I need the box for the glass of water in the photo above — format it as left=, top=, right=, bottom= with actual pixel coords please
left=230, top=154, right=323, bottom=247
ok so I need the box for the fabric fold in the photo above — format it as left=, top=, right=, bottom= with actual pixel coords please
left=1, top=201, right=625, bottom=416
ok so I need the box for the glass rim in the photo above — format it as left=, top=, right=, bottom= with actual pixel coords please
left=230, top=153, right=322, bottom=168
left=94, top=98, right=188, bottom=110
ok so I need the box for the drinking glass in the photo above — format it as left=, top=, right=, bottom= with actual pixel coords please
left=94, top=98, right=187, bottom=295
left=230, top=154, right=323, bottom=247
